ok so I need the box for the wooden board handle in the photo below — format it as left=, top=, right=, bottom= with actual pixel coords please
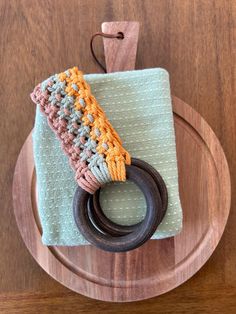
left=102, top=21, right=139, bottom=73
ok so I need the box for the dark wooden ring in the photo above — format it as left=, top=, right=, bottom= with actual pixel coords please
left=73, top=165, right=163, bottom=252
left=87, top=158, right=168, bottom=236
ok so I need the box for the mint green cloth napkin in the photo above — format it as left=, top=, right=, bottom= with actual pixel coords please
left=33, top=68, right=182, bottom=245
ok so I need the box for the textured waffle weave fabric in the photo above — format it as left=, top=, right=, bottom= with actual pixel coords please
left=33, top=68, right=183, bottom=245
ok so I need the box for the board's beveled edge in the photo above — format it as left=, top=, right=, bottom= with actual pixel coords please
left=12, top=97, right=231, bottom=302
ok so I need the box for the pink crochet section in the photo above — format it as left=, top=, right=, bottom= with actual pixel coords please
left=31, top=84, right=100, bottom=194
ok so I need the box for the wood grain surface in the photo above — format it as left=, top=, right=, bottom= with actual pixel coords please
left=1, top=0, right=236, bottom=312
left=102, top=21, right=139, bottom=72
left=12, top=96, right=231, bottom=302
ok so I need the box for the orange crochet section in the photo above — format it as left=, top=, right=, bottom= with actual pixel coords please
left=58, top=67, right=131, bottom=181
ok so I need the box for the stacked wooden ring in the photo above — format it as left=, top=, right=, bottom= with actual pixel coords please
left=73, top=158, right=168, bottom=252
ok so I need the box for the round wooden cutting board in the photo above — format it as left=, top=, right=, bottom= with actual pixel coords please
left=12, top=96, right=231, bottom=302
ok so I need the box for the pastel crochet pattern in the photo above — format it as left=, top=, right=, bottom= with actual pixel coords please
left=31, top=67, right=131, bottom=193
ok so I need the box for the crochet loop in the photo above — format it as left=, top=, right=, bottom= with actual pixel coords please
left=31, top=67, right=131, bottom=193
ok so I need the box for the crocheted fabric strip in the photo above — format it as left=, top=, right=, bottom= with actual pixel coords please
left=31, top=67, right=131, bottom=193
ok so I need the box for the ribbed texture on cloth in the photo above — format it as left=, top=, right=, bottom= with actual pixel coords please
left=33, top=68, right=183, bottom=245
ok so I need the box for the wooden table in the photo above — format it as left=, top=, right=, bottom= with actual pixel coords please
left=1, top=0, right=235, bottom=312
